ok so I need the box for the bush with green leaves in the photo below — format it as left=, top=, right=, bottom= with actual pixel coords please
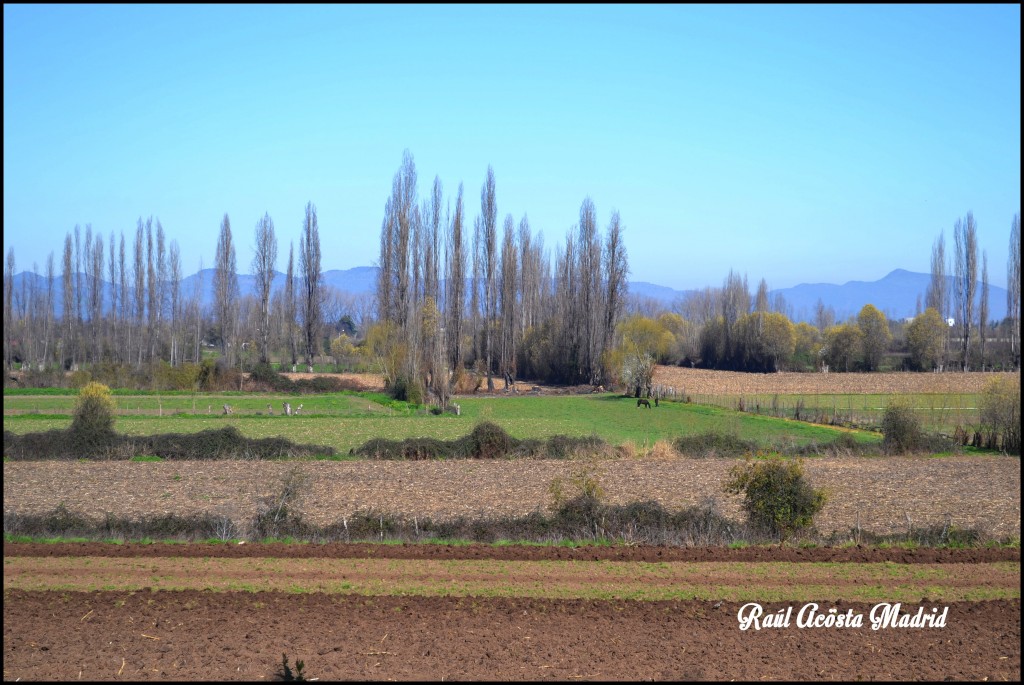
left=723, top=456, right=827, bottom=540
left=881, top=396, right=922, bottom=454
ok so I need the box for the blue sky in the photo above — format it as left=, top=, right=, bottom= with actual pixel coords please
left=4, top=4, right=1020, bottom=291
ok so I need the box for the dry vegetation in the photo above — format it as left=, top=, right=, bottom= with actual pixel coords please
left=652, top=366, right=1018, bottom=395
left=277, top=371, right=385, bottom=391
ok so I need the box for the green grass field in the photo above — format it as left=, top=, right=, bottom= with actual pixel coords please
left=4, top=391, right=881, bottom=455
left=680, top=392, right=982, bottom=434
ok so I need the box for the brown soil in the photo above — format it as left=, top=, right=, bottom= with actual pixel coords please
left=5, top=456, right=1019, bottom=538
left=3, top=590, right=1018, bottom=681
left=5, top=541, right=1020, bottom=564
left=277, top=371, right=384, bottom=391
left=9, top=555, right=1016, bottom=602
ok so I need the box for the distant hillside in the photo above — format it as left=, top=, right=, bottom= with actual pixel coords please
left=10, top=266, right=1009, bottom=324
left=770, top=269, right=1008, bottom=323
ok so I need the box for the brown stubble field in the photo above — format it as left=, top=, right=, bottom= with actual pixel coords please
left=652, top=366, right=1019, bottom=395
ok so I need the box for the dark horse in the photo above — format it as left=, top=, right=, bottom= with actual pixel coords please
left=637, top=398, right=651, bottom=409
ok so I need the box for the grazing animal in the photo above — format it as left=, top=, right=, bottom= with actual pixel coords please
left=283, top=402, right=292, bottom=416
left=222, top=404, right=233, bottom=415
left=637, top=398, right=651, bottom=409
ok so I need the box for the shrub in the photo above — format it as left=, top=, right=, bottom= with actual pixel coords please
left=350, top=423, right=614, bottom=461
left=69, top=369, right=92, bottom=388
left=461, top=421, right=514, bottom=459
left=673, top=431, right=759, bottom=458
left=69, top=382, right=118, bottom=455
left=979, top=376, right=1021, bottom=454
left=723, top=456, right=827, bottom=540
left=881, top=396, right=922, bottom=454
left=4, top=425, right=335, bottom=461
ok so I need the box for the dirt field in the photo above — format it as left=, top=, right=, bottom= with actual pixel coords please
left=3, top=541, right=1020, bottom=682
left=5, top=456, right=1019, bottom=538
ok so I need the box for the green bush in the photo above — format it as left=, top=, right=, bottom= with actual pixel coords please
left=723, top=456, right=827, bottom=540
left=881, top=396, right=922, bottom=454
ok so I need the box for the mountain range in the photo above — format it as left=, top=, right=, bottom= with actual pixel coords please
left=9, top=267, right=1010, bottom=325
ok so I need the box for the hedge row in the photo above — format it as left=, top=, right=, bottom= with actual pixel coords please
left=3, top=425, right=334, bottom=461
left=351, top=421, right=614, bottom=460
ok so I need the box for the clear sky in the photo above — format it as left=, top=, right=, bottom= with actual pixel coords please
left=4, top=4, right=1020, bottom=291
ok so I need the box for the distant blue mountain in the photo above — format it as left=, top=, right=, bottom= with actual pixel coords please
left=771, top=269, right=1008, bottom=324
left=9, top=267, right=1009, bottom=325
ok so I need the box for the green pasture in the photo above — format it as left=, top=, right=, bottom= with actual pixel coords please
left=3, top=391, right=881, bottom=455
left=2, top=392, right=391, bottom=418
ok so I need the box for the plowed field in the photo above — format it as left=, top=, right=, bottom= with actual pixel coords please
left=652, top=366, right=1018, bottom=395
left=3, top=543, right=1020, bottom=681
left=5, top=456, right=1019, bottom=538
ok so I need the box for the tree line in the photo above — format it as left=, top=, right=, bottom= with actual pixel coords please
left=372, top=151, right=629, bottom=403
left=2, top=206, right=343, bottom=381
left=611, top=211, right=1020, bottom=393
left=2, top=167, right=1019, bottom=393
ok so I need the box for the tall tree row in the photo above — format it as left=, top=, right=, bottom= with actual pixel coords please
left=373, top=152, right=630, bottom=398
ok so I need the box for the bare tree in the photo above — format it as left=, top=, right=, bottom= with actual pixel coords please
left=602, top=210, right=629, bottom=380
left=952, top=212, right=978, bottom=371
left=118, top=232, right=128, bottom=363
left=284, top=242, right=298, bottom=370
left=73, top=225, right=83, bottom=348
left=1009, top=214, right=1021, bottom=369
left=169, top=240, right=182, bottom=366
left=445, top=183, right=466, bottom=375
left=721, top=269, right=750, bottom=362
left=979, top=250, right=989, bottom=370
left=576, top=198, right=603, bottom=384
left=481, top=166, right=497, bottom=390
left=754, top=278, right=770, bottom=313
left=3, top=247, right=14, bottom=370
left=156, top=220, right=168, bottom=361
left=925, top=231, right=948, bottom=320
left=252, top=212, right=277, bottom=364
left=62, top=233, right=75, bottom=369
left=107, top=232, right=118, bottom=363
left=470, top=214, right=482, bottom=366
left=425, top=176, right=443, bottom=310
left=88, top=232, right=104, bottom=364
left=925, top=229, right=951, bottom=372
left=133, top=220, right=145, bottom=366
left=498, top=214, right=518, bottom=387
left=81, top=225, right=95, bottom=362
left=189, top=258, right=205, bottom=364
left=300, top=201, right=323, bottom=371
left=813, top=297, right=835, bottom=333
left=145, top=217, right=157, bottom=362
left=214, top=213, right=238, bottom=362
left=42, top=252, right=55, bottom=370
